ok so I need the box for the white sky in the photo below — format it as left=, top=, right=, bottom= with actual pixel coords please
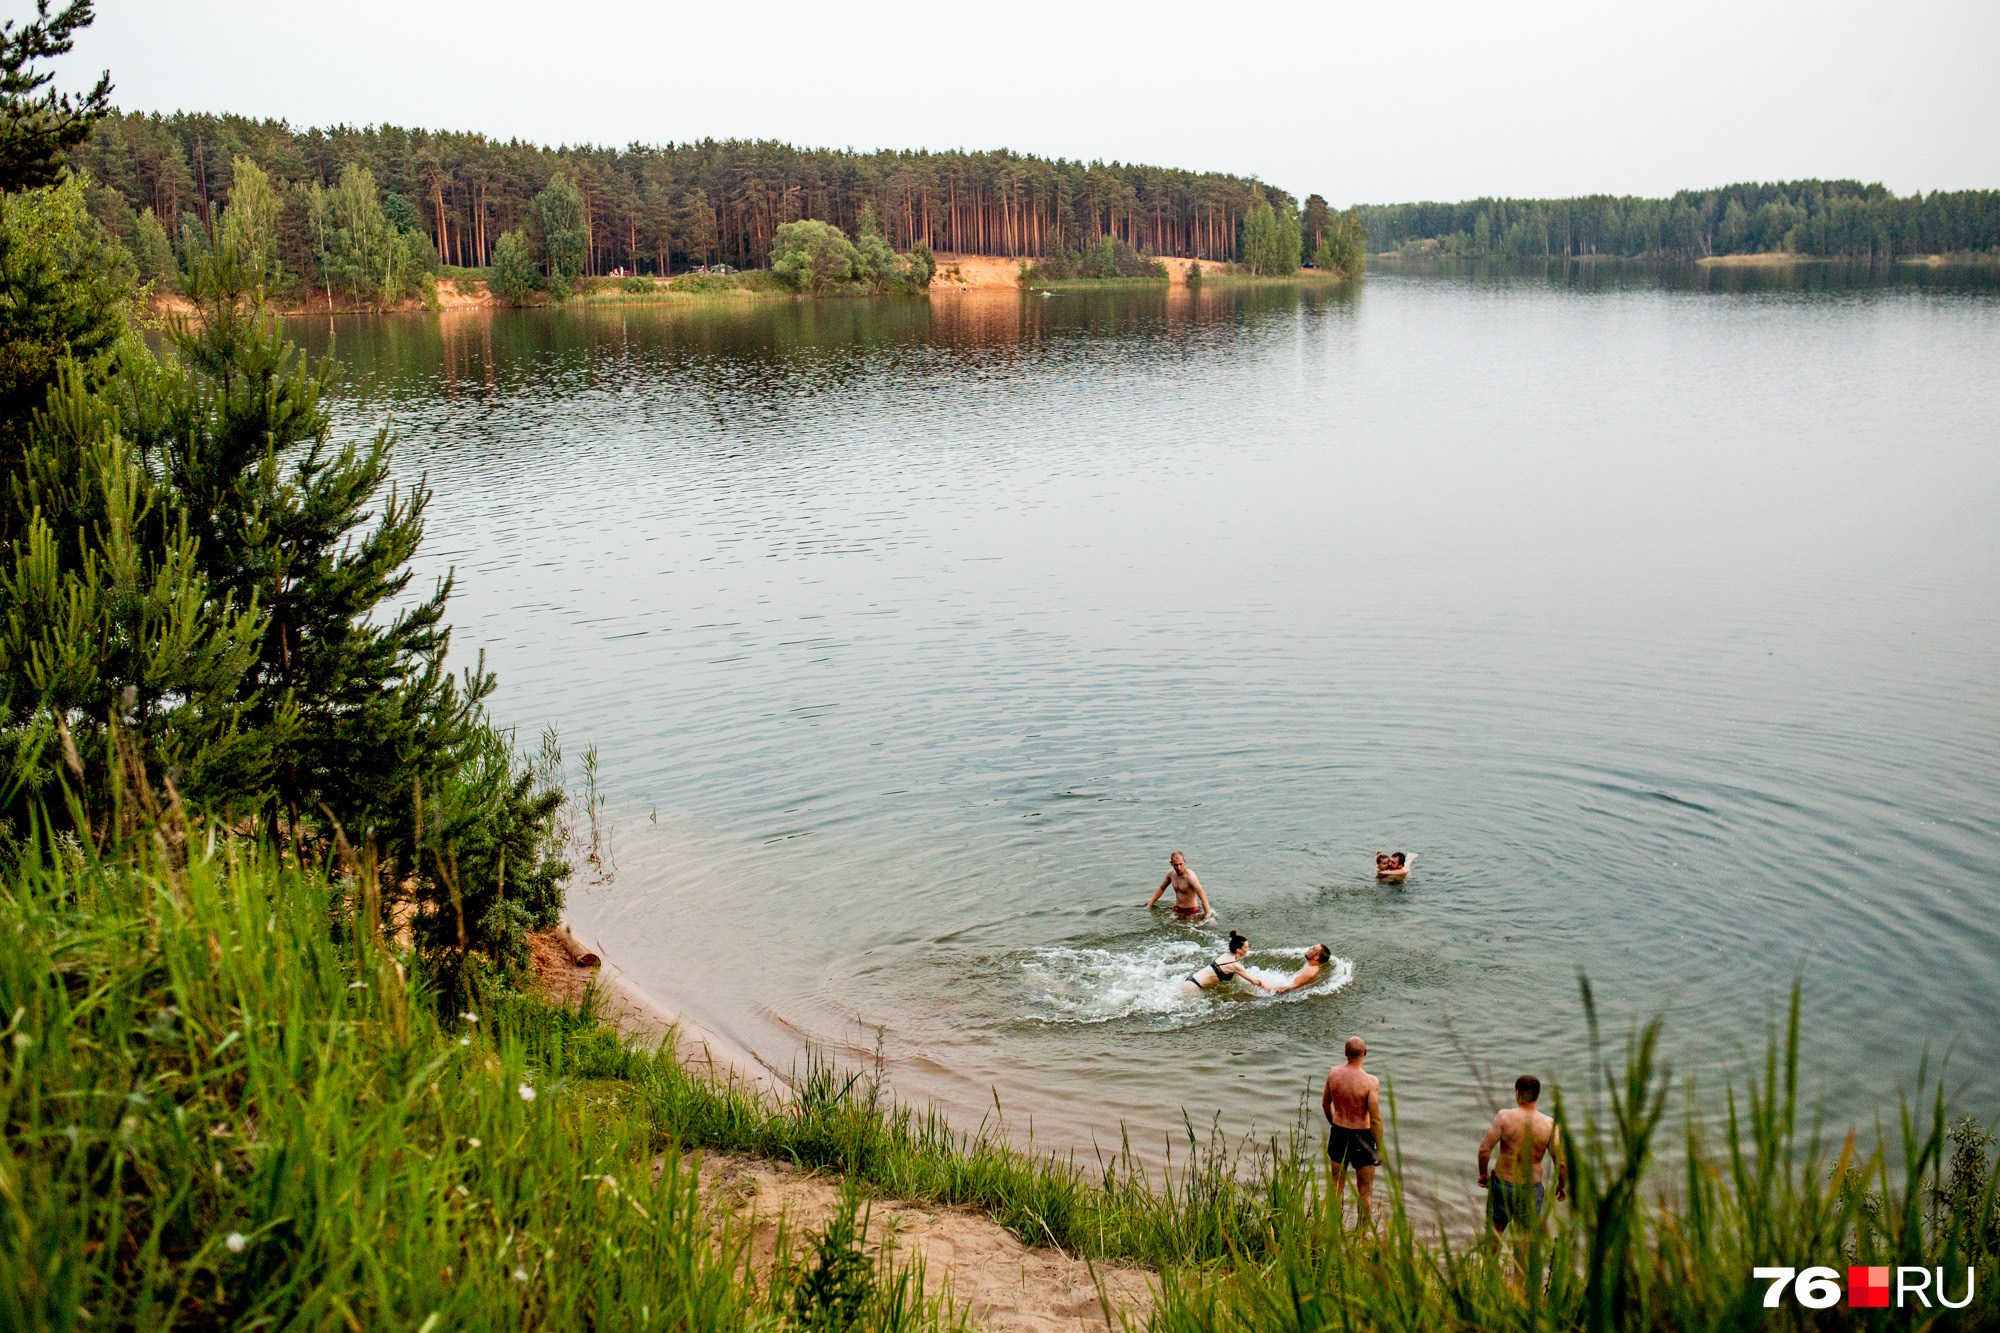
left=37, top=0, right=2000, bottom=205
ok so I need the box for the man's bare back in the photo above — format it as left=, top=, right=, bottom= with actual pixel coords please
left=1321, top=1036, right=1384, bottom=1224
left=1324, top=1062, right=1379, bottom=1130
left=1479, top=1106, right=1559, bottom=1185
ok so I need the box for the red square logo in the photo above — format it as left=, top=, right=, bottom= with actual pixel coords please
left=1849, top=1266, right=1890, bottom=1308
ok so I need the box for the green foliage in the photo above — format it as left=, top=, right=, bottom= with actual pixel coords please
left=2, top=237, right=567, bottom=969
left=1302, top=193, right=1331, bottom=250
left=772, top=218, right=859, bottom=295
left=0, top=173, right=130, bottom=474
left=1315, top=207, right=1366, bottom=277
left=381, top=189, right=423, bottom=235
left=303, top=162, right=421, bottom=303
left=1358, top=180, right=2000, bottom=260
left=1, top=361, right=266, bottom=812
left=1240, top=199, right=1301, bottom=276
left=903, top=239, right=935, bottom=290
left=1186, top=259, right=1201, bottom=287
left=71, top=111, right=1322, bottom=276
left=852, top=204, right=897, bottom=293
left=129, top=204, right=171, bottom=290
left=1026, top=230, right=1075, bottom=280
left=0, top=845, right=954, bottom=1332
left=535, top=171, right=586, bottom=297
left=215, top=154, right=281, bottom=287
left=489, top=229, right=538, bottom=303
left=1052, top=233, right=1165, bottom=281
left=0, top=0, right=110, bottom=192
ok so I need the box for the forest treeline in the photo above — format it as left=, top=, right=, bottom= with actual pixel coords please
left=1358, top=180, right=2000, bottom=260
left=68, top=109, right=1353, bottom=295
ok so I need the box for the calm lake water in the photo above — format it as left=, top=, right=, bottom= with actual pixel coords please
left=298, top=262, right=2000, bottom=1213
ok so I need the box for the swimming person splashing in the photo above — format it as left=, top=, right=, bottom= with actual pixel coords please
left=1182, top=931, right=1272, bottom=993
left=1272, top=944, right=1334, bottom=993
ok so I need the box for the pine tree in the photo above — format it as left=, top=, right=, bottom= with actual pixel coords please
left=0, top=173, right=131, bottom=514
left=0, top=1, right=110, bottom=193
left=2, top=362, right=266, bottom=822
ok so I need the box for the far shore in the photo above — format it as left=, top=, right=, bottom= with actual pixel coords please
left=1374, top=248, right=1993, bottom=267
left=168, top=253, right=1346, bottom=319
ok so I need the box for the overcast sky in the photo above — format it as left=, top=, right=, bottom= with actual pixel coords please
left=37, top=0, right=2000, bottom=205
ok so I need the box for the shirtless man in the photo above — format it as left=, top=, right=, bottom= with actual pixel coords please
left=1322, top=1036, right=1384, bottom=1226
left=1477, top=1074, right=1567, bottom=1239
left=1146, top=851, right=1211, bottom=919
left=1273, top=944, right=1333, bottom=992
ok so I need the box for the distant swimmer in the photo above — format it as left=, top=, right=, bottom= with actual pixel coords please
left=1323, top=1036, right=1384, bottom=1226
left=1375, top=851, right=1413, bottom=882
left=1272, top=943, right=1334, bottom=992
left=1147, top=851, right=1212, bottom=919
left=1182, top=931, right=1272, bottom=993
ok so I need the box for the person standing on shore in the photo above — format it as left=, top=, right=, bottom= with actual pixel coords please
left=1477, top=1074, right=1566, bottom=1241
left=1146, top=851, right=1211, bottom=919
left=1322, top=1036, right=1383, bottom=1226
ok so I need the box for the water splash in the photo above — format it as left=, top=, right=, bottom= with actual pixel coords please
left=1017, top=932, right=1354, bottom=1027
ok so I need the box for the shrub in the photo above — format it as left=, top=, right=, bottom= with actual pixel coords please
left=489, top=230, right=539, bottom=303
left=772, top=219, right=859, bottom=294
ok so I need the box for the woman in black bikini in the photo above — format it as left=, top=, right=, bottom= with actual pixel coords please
left=1183, top=932, right=1274, bottom=993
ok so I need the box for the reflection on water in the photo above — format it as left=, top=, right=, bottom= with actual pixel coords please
left=294, top=272, right=2000, bottom=1216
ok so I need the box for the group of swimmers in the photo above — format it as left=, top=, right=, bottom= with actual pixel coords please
left=1145, top=851, right=1332, bottom=994
left=1148, top=849, right=1565, bottom=1240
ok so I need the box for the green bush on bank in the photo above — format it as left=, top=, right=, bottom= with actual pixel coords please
left=1023, top=233, right=1168, bottom=285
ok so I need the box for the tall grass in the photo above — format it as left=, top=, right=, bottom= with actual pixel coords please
left=5, top=826, right=1995, bottom=1330
left=0, top=834, right=956, bottom=1331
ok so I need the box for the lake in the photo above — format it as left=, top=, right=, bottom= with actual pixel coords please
left=297, top=262, right=2000, bottom=1217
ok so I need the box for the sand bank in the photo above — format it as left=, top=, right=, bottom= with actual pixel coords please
left=531, top=924, right=777, bottom=1095
left=927, top=252, right=1223, bottom=290
left=702, top=1154, right=1153, bottom=1333
left=531, top=925, right=1157, bottom=1331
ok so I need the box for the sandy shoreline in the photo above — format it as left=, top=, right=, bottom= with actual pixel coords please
left=531, top=923, right=1157, bottom=1331
left=532, top=922, right=780, bottom=1096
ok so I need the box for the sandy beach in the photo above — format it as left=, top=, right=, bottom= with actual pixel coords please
left=531, top=923, right=1156, bottom=1332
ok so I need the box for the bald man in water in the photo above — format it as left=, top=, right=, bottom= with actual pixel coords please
left=1322, top=1036, right=1383, bottom=1226
left=1146, top=851, right=1211, bottom=919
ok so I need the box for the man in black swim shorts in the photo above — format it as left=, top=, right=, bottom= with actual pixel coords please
left=1321, top=1036, right=1383, bottom=1226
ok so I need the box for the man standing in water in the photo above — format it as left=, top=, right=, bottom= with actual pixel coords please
left=1322, top=1036, right=1383, bottom=1226
left=1146, top=851, right=1211, bottom=919
left=1477, top=1074, right=1566, bottom=1240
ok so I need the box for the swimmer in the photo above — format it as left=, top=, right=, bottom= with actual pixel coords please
left=1272, top=943, right=1334, bottom=992
left=1375, top=851, right=1413, bottom=882
left=1182, top=931, right=1272, bottom=993
left=1147, top=851, right=1212, bottom=919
